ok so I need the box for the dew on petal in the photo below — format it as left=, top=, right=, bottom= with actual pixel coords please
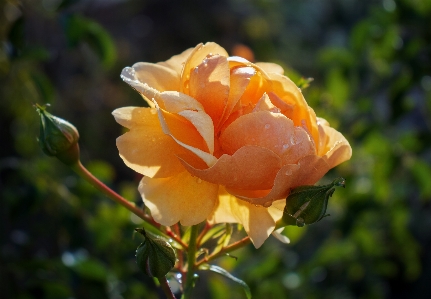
left=285, top=169, right=292, bottom=175
left=196, top=178, right=202, bottom=184
left=282, top=144, right=289, bottom=150
left=264, top=124, right=271, bottom=129
left=290, top=135, right=296, bottom=145
left=262, top=201, right=272, bottom=208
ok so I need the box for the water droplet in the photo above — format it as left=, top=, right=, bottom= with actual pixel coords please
left=296, top=217, right=305, bottom=227
left=151, top=137, right=156, bottom=142
left=282, top=144, right=289, bottom=150
left=285, top=169, right=292, bottom=175
left=263, top=202, right=271, bottom=208
left=150, top=108, right=157, bottom=114
left=196, top=178, right=202, bottom=184
left=264, top=124, right=270, bottom=129
left=290, top=135, right=296, bottom=145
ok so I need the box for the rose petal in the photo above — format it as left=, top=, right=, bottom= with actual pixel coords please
left=189, top=55, right=230, bottom=128
left=208, top=188, right=279, bottom=248
left=317, top=119, right=352, bottom=167
left=281, top=127, right=316, bottom=165
left=181, top=42, right=229, bottom=94
left=253, top=93, right=280, bottom=113
left=139, top=172, right=219, bottom=226
left=132, top=62, right=180, bottom=92
left=218, top=66, right=256, bottom=131
left=266, top=72, right=319, bottom=145
left=220, top=110, right=315, bottom=160
left=159, top=91, right=205, bottom=113
left=113, top=107, right=186, bottom=178
left=230, top=155, right=330, bottom=206
left=180, top=145, right=282, bottom=190
left=157, top=47, right=194, bottom=75
left=159, top=91, right=214, bottom=154
left=255, top=62, right=284, bottom=75
left=155, top=102, right=217, bottom=167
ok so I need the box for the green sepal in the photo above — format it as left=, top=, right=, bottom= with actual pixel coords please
left=135, top=228, right=176, bottom=278
left=282, top=178, right=345, bottom=227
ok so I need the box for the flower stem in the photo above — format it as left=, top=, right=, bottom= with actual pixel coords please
left=182, top=224, right=199, bottom=299
left=196, top=236, right=251, bottom=267
left=70, top=161, right=186, bottom=246
left=157, top=276, right=176, bottom=299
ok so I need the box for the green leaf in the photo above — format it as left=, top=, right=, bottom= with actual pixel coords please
left=62, top=14, right=116, bottom=68
left=200, top=264, right=251, bottom=299
left=200, top=224, right=226, bottom=245
left=282, top=178, right=345, bottom=227
left=135, top=228, right=176, bottom=278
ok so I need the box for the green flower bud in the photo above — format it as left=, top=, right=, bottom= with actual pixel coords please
left=35, top=104, right=80, bottom=165
left=282, top=178, right=345, bottom=227
left=135, top=228, right=176, bottom=278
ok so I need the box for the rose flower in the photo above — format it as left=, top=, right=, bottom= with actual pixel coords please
left=113, top=42, right=352, bottom=247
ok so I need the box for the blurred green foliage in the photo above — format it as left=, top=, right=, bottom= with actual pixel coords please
left=1, top=0, right=431, bottom=298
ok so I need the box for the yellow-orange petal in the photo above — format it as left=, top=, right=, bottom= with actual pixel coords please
left=139, top=172, right=219, bottom=226
left=121, top=67, right=159, bottom=107
left=253, top=93, right=280, bottom=113
left=157, top=47, right=194, bottom=75
left=181, top=42, right=229, bottom=94
left=317, top=119, right=352, bottom=167
left=132, top=62, right=180, bottom=92
left=267, top=72, right=319, bottom=145
left=218, top=66, right=256, bottom=131
left=155, top=102, right=217, bottom=167
left=230, top=155, right=330, bottom=206
left=220, top=110, right=316, bottom=160
left=189, top=54, right=230, bottom=128
left=281, top=127, right=317, bottom=165
left=113, top=107, right=186, bottom=178
left=254, top=62, right=284, bottom=75
left=159, top=91, right=214, bottom=154
left=159, top=91, right=205, bottom=113
left=208, top=188, right=279, bottom=248
left=180, top=145, right=282, bottom=190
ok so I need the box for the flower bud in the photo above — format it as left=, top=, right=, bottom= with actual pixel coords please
left=282, top=178, right=345, bottom=227
left=36, top=104, right=80, bottom=165
left=135, top=228, right=176, bottom=278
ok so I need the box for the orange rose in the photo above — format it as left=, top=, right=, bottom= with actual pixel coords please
left=113, top=42, right=352, bottom=247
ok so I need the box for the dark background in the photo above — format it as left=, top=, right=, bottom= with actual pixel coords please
left=1, top=0, right=431, bottom=298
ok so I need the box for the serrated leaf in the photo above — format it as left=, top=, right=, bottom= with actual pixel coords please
left=200, top=264, right=251, bottom=299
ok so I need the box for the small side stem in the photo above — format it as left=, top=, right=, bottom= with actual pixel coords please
left=196, top=236, right=251, bottom=267
left=182, top=225, right=199, bottom=299
left=157, top=276, right=176, bottom=299
left=196, top=221, right=211, bottom=247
